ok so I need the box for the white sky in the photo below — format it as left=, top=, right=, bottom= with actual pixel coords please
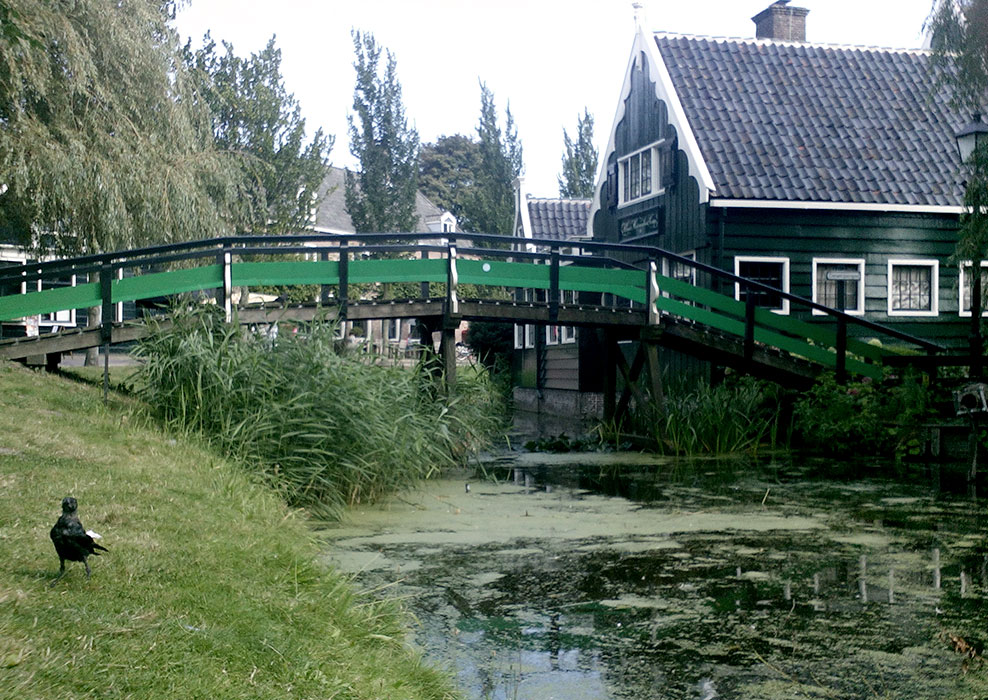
left=173, top=0, right=937, bottom=200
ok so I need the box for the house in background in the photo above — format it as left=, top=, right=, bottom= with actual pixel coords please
left=586, top=1, right=971, bottom=381
left=514, top=1, right=973, bottom=421
left=509, top=176, right=599, bottom=419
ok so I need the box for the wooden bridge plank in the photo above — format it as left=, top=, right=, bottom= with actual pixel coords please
left=349, top=258, right=447, bottom=284
left=0, top=282, right=100, bottom=321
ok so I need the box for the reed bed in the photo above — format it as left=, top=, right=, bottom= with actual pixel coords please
left=135, top=308, right=504, bottom=518
left=645, top=376, right=785, bottom=456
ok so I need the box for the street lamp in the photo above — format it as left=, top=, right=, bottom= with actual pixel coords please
left=956, top=112, right=988, bottom=165
left=956, top=112, right=988, bottom=378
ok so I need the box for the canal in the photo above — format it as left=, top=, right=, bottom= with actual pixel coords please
left=320, top=453, right=988, bottom=699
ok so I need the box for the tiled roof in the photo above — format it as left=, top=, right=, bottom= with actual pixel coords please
left=654, top=35, right=968, bottom=207
left=527, top=198, right=591, bottom=240
left=313, top=167, right=449, bottom=233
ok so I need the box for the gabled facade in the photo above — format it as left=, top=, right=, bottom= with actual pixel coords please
left=590, top=2, right=971, bottom=353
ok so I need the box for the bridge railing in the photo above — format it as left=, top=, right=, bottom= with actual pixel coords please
left=0, top=232, right=945, bottom=380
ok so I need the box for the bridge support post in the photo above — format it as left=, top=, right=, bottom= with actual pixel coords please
left=602, top=330, right=617, bottom=424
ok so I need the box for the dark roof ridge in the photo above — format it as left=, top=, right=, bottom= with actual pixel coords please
left=652, top=31, right=930, bottom=56
left=526, top=196, right=591, bottom=203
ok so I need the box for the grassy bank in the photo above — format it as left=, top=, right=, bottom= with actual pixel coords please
left=0, top=361, right=458, bottom=699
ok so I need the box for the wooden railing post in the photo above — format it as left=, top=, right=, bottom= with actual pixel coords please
left=99, top=263, right=114, bottom=401
left=647, top=259, right=661, bottom=326
left=446, top=240, right=459, bottom=317
left=836, top=315, right=848, bottom=384
left=419, top=246, right=430, bottom=300
left=338, top=238, right=349, bottom=322
left=220, top=248, right=232, bottom=323
left=971, top=263, right=983, bottom=379
left=549, top=246, right=560, bottom=323
left=743, top=290, right=756, bottom=364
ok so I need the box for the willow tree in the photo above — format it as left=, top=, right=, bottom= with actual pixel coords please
left=0, top=0, right=248, bottom=256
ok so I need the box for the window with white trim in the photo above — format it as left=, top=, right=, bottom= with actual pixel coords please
left=663, top=251, right=696, bottom=287
left=887, top=259, right=938, bottom=316
left=960, top=261, right=988, bottom=317
left=560, top=290, right=577, bottom=343
left=514, top=289, right=536, bottom=349
left=618, top=140, right=664, bottom=207
left=812, top=258, right=865, bottom=315
left=385, top=318, right=401, bottom=342
left=735, top=256, right=790, bottom=314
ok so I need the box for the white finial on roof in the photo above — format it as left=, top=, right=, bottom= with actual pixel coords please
left=632, top=2, right=645, bottom=30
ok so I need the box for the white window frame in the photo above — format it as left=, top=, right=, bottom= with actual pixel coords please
left=959, top=261, right=988, bottom=317
left=734, top=256, right=790, bottom=315
left=812, top=258, right=866, bottom=316
left=385, top=318, right=401, bottom=343
left=560, top=290, right=577, bottom=344
left=663, top=251, right=696, bottom=287
left=546, top=324, right=559, bottom=346
left=887, top=259, right=939, bottom=317
left=617, top=139, right=665, bottom=208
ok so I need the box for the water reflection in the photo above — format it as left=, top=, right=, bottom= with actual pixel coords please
left=326, top=458, right=988, bottom=699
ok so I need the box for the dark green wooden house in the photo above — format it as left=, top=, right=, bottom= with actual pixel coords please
left=516, top=1, right=973, bottom=417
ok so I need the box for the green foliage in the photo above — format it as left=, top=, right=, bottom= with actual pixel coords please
left=418, top=134, right=483, bottom=229
left=0, top=0, right=248, bottom=255
left=926, top=0, right=988, bottom=263
left=466, top=82, right=523, bottom=235
left=463, top=319, right=514, bottom=370
left=0, top=362, right=458, bottom=699
left=649, top=376, right=784, bottom=456
left=183, top=34, right=332, bottom=235
left=134, top=307, right=504, bottom=519
left=793, top=371, right=936, bottom=460
left=558, top=108, right=598, bottom=199
left=345, top=31, right=419, bottom=233
left=926, top=0, right=988, bottom=112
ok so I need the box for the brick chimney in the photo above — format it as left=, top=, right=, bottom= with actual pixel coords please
left=752, top=1, right=809, bottom=42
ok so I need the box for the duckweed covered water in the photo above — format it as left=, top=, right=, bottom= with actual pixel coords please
left=321, top=456, right=988, bottom=699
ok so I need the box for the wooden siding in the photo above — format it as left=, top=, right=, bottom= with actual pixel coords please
left=712, top=207, right=966, bottom=349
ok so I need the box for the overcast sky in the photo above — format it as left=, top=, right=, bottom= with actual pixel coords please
left=173, top=0, right=938, bottom=201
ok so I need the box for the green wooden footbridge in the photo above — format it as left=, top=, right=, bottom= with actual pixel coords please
left=0, top=233, right=944, bottom=411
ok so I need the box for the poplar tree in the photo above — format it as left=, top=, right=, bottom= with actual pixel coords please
left=344, top=31, right=419, bottom=233
left=468, top=82, right=523, bottom=235
left=184, top=35, right=332, bottom=235
left=0, top=0, right=247, bottom=255
left=558, top=108, right=598, bottom=199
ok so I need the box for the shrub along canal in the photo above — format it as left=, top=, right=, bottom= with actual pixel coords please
left=320, top=453, right=988, bottom=699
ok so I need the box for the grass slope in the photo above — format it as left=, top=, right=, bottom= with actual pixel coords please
left=0, top=362, right=458, bottom=700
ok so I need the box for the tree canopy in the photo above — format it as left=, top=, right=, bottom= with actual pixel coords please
left=927, top=0, right=988, bottom=261
left=418, top=134, right=482, bottom=231
left=183, top=35, right=332, bottom=235
left=344, top=31, right=419, bottom=233
left=466, top=82, right=523, bottom=235
left=0, top=0, right=247, bottom=255
left=558, top=108, right=598, bottom=199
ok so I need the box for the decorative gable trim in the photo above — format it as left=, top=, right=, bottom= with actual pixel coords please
left=589, top=28, right=716, bottom=232
left=709, top=198, right=964, bottom=215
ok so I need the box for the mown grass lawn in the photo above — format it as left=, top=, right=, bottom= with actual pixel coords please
left=0, top=361, right=458, bottom=699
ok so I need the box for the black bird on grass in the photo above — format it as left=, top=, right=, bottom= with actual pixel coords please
left=49, top=497, right=108, bottom=586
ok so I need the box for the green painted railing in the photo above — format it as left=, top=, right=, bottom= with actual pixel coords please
left=0, top=233, right=944, bottom=380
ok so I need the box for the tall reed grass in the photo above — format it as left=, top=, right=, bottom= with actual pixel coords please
left=134, top=307, right=504, bottom=518
left=639, top=376, right=786, bottom=456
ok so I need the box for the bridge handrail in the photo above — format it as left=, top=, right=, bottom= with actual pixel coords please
left=0, top=232, right=946, bottom=357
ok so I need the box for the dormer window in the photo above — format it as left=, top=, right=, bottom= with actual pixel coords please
left=618, top=139, right=665, bottom=207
